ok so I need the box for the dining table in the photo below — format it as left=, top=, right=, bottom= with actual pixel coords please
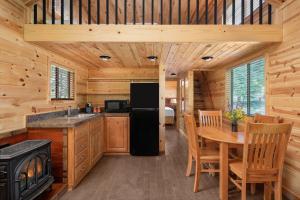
left=197, top=127, right=245, bottom=200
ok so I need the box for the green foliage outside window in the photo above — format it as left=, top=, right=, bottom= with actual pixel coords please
left=228, top=58, right=265, bottom=116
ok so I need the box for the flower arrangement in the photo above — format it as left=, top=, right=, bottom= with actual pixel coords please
left=225, top=103, right=246, bottom=132
left=224, top=108, right=246, bottom=123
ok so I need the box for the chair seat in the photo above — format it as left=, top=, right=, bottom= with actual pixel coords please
left=230, top=161, right=279, bottom=183
left=229, top=161, right=243, bottom=178
left=200, top=148, right=219, bottom=161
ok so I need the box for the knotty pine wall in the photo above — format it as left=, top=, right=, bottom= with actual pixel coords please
left=0, top=0, right=88, bottom=134
left=165, top=80, right=177, bottom=99
left=177, top=71, right=194, bottom=134
left=87, top=68, right=159, bottom=106
left=205, top=0, right=300, bottom=197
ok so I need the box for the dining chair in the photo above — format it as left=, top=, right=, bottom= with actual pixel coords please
left=198, top=110, right=222, bottom=148
left=253, top=113, right=281, bottom=123
left=250, top=113, right=281, bottom=195
left=229, top=122, right=293, bottom=200
left=184, top=113, right=220, bottom=192
left=198, top=110, right=223, bottom=128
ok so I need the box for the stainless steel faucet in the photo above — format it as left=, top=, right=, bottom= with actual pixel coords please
left=67, top=106, right=72, bottom=117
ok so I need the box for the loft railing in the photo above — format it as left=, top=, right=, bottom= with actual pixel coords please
left=31, top=0, right=273, bottom=25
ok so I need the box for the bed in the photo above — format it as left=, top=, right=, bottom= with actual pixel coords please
left=165, top=107, right=175, bottom=125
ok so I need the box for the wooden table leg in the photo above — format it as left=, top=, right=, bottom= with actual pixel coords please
left=220, top=142, right=228, bottom=200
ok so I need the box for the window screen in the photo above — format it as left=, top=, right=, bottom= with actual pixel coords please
left=50, top=64, right=75, bottom=100
left=228, top=58, right=265, bottom=115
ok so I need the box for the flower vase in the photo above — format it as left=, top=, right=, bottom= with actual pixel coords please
left=231, top=121, right=238, bottom=132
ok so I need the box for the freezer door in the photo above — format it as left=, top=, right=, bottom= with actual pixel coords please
left=130, top=83, right=159, bottom=109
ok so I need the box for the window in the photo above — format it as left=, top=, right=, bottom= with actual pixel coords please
left=225, top=0, right=265, bottom=25
left=226, top=58, right=265, bottom=115
left=50, top=64, right=75, bottom=100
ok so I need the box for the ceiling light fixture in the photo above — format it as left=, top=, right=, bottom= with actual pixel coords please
left=170, top=73, right=177, bottom=76
left=201, top=56, right=214, bottom=62
left=147, top=56, right=158, bottom=62
left=99, top=55, right=111, bottom=61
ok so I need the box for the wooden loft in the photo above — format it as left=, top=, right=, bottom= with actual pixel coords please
left=24, top=0, right=283, bottom=41
left=22, top=0, right=284, bottom=80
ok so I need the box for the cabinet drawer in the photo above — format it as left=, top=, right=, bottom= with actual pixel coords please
left=75, top=122, right=89, bottom=141
left=75, top=136, right=88, bottom=154
left=75, top=148, right=88, bottom=168
left=75, top=159, right=89, bottom=184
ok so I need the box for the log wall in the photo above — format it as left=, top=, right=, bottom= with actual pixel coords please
left=87, top=67, right=159, bottom=106
left=0, top=0, right=88, bottom=134
left=177, top=71, right=194, bottom=135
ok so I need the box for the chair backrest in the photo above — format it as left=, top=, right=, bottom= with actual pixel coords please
left=253, top=114, right=280, bottom=123
left=184, top=113, right=200, bottom=157
left=243, top=122, right=292, bottom=178
left=198, top=110, right=222, bottom=128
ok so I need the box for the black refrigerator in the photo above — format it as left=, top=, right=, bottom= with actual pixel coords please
left=130, top=83, right=159, bottom=156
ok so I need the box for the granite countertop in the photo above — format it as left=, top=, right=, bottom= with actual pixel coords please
left=26, top=113, right=129, bottom=128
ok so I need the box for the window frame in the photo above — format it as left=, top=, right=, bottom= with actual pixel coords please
left=227, top=57, right=266, bottom=116
left=49, top=62, right=75, bottom=101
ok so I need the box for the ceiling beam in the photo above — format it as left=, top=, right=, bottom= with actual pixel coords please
left=24, top=24, right=283, bottom=43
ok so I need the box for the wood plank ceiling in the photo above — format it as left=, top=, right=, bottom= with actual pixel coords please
left=35, top=42, right=269, bottom=76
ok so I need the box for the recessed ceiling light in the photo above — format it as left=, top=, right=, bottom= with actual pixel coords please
left=171, top=73, right=177, bottom=76
left=147, top=56, right=158, bottom=62
left=99, top=55, right=111, bottom=61
left=202, top=56, right=213, bottom=62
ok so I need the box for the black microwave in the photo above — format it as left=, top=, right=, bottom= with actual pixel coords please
left=105, top=100, right=130, bottom=113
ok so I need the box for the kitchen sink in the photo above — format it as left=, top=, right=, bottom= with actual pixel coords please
left=66, top=113, right=96, bottom=119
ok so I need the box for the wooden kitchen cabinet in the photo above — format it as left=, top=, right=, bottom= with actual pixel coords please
left=71, top=121, right=90, bottom=187
left=89, top=117, right=104, bottom=168
left=68, top=116, right=104, bottom=190
left=105, top=116, right=129, bottom=153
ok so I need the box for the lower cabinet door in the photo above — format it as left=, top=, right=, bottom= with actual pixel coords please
left=89, top=130, right=97, bottom=166
left=90, top=117, right=105, bottom=167
left=74, top=158, right=89, bottom=185
left=106, top=117, right=129, bottom=153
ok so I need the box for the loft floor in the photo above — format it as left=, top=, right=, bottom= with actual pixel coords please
left=61, top=127, right=271, bottom=200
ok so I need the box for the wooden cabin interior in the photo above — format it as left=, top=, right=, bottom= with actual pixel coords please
left=0, top=0, right=299, bottom=199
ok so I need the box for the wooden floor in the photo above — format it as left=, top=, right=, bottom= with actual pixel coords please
left=60, top=127, right=271, bottom=200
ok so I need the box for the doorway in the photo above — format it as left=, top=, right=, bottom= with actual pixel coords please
left=165, top=80, right=177, bottom=128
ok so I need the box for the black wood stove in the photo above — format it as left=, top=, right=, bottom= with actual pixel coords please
left=0, top=140, right=54, bottom=200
